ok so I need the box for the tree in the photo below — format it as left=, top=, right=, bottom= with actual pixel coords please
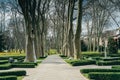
left=18, top=0, right=37, bottom=62
left=74, top=0, right=83, bottom=59
left=68, top=0, right=75, bottom=57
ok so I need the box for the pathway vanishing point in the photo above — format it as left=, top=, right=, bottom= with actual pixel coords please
left=22, top=55, right=88, bottom=80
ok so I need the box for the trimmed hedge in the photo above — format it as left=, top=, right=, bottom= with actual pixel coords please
left=100, top=57, right=120, bottom=61
left=0, top=76, right=17, bottom=80
left=0, top=64, right=11, bottom=70
left=82, top=52, right=103, bottom=57
left=0, top=70, right=26, bottom=76
left=80, top=69, right=120, bottom=73
left=89, top=72, right=120, bottom=80
left=112, top=66, right=120, bottom=69
left=12, top=63, right=35, bottom=68
left=0, top=57, right=9, bottom=60
left=97, top=60, right=120, bottom=66
left=13, top=62, right=37, bottom=65
left=0, top=60, right=9, bottom=64
left=66, top=60, right=96, bottom=66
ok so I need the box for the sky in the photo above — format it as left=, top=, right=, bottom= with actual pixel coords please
left=1, top=0, right=120, bottom=36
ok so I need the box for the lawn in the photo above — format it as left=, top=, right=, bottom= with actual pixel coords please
left=0, top=52, right=25, bottom=57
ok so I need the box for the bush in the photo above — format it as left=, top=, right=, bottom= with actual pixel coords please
left=82, top=52, right=102, bottom=57
left=112, top=66, right=120, bottom=69
left=0, top=57, right=9, bottom=60
left=0, top=70, right=26, bottom=76
left=97, top=60, right=120, bottom=66
left=66, top=60, right=96, bottom=66
left=108, top=54, right=120, bottom=57
left=80, top=69, right=120, bottom=73
left=13, top=62, right=37, bottom=65
left=0, top=60, right=9, bottom=64
left=100, top=57, right=120, bottom=61
left=0, top=76, right=17, bottom=80
left=12, top=63, right=35, bottom=68
left=108, top=37, right=118, bottom=54
left=89, top=72, right=120, bottom=80
left=60, top=55, right=67, bottom=58
left=0, top=64, right=11, bottom=70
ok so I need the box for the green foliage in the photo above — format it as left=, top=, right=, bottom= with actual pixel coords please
left=12, top=64, right=35, bottom=68
left=0, top=63, right=11, bottom=70
left=48, top=49, right=57, bottom=55
left=82, top=52, right=102, bottom=57
left=65, top=60, right=96, bottom=66
left=112, top=66, right=120, bottom=69
left=89, top=72, right=120, bottom=80
left=80, top=69, right=120, bottom=73
left=0, top=70, right=26, bottom=76
left=97, top=60, right=120, bottom=66
left=0, top=57, right=9, bottom=60
left=108, top=37, right=118, bottom=54
left=0, top=60, right=9, bottom=64
left=100, top=57, right=120, bottom=61
left=0, top=76, right=17, bottom=80
left=11, top=62, right=36, bottom=68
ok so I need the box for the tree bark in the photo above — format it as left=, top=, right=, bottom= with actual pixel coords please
left=74, top=0, right=83, bottom=59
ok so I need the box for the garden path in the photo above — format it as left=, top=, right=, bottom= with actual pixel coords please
left=22, top=55, right=88, bottom=80
left=10, top=55, right=111, bottom=80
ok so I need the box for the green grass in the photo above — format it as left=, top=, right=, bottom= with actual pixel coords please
left=49, top=49, right=57, bottom=55
left=0, top=52, right=25, bottom=57
left=17, top=76, right=24, bottom=80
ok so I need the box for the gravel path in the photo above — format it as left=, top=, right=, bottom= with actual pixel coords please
left=22, top=55, right=88, bottom=80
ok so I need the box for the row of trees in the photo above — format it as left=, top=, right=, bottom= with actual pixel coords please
left=0, top=0, right=120, bottom=62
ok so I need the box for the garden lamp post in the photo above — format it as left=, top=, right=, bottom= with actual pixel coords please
left=104, top=39, right=108, bottom=58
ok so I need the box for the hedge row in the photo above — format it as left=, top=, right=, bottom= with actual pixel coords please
left=89, top=72, right=120, bottom=80
left=80, top=69, right=120, bottom=73
left=12, top=63, right=35, bottom=68
left=0, top=57, right=9, bottom=60
left=0, top=70, right=26, bottom=76
left=66, top=60, right=96, bottom=66
left=0, top=76, right=17, bottom=80
left=97, top=60, right=120, bottom=66
left=100, top=57, right=120, bottom=61
left=13, top=62, right=37, bottom=65
left=0, top=64, right=11, bottom=70
left=0, top=56, right=25, bottom=60
left=112, top=66, right=120, bottom=69
left=0, top=60, right=9, bottom=64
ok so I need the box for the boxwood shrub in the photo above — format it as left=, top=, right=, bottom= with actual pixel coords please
left=0, top=57, right=9, bottom=60
left=13, top=62, right=37, bottom=65
left=80, top=69, right=120, bottom=73
left=97, top=60, right=120, bottom=66
left=12, top=63, right=35, bottom=68
left=82, top=52, right=103, bottom=57
left=66, top=60, right=96, bottom=66
left=0, top=60, right=9, bottom=64
left=112, top=66, right=120, bottom=69
left=0, top=76, right=17, bottom=80
left=100, top=57, right=120, bottom=61
left=89, top=72, right=120, bottom=80
left=0, top=70, right=26, bottom=76
left=0, top=64, right=11, bottom=70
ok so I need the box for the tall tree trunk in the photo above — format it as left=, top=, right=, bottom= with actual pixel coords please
left=68, top=0, right=75, bottom=57
left=74, top=0, right=83, bottom=59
